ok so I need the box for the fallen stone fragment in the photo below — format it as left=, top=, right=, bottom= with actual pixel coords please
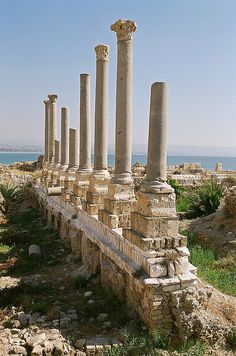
left=29, top=244, right=41, bottom=257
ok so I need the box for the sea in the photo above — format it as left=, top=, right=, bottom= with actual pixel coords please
left=0, top=152, right=236, bottom=171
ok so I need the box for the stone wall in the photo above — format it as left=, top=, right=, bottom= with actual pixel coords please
left=30, top=183, right=199, bottom=336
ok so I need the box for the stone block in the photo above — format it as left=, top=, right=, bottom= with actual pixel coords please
left=104, top=198, right=136, bottom=215
left=86, top=204, right=99, bottom=215
left=70, top=195, right=82, bottom=206
left=130, top=212, right=179, bottom=238
left=135, top=191, right=176, bottom=217
left=107, top=183, right=135, bottom=200
left=86, top=191, right=104, bottom=205
left=123, top=228, right=165, bottom=250
left=98, top=210, right=119, bottom=229
left=148, top=259, right=168, bottom=278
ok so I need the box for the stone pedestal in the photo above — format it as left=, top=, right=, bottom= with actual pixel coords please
left=83, top=170, right=110, bottom=215
left=98, top=183, right=136, bottom=228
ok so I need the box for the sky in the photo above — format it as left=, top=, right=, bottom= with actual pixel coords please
left=0, top=0, right=235, bottom=152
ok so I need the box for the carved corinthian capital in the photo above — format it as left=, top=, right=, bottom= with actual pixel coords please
left=111, top=19, right=137, bottom=41
left=95, top=45, right=109, bottom=61
left=48, top=94, right=58, bottom=104
left=43, top=99, right=49, bottom=106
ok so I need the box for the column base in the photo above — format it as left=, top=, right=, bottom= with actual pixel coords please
left=72, top=171, right=91, bottom=203
left=98, top=183, right=136, bottom=228
left=82, top=171, right=110, bottom=215
left=122, top=187, right=195, bottom=279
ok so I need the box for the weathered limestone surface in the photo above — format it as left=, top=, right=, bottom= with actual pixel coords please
left=58, top=107, right=70, bottom=187
left=84, top=45, right=110, bottom=215
left=98, top=20, right=137, bottom=228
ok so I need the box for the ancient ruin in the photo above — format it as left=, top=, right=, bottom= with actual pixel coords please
left=34, top=19, right=203, bottom=336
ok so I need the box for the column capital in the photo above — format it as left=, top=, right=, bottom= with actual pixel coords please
left=48, top=94, right=58, bottom=103
left=95, top=44, right=109, bottom=61
left=111, top=19, right=137, bottom=41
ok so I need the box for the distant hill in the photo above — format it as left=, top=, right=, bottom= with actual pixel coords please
left=0, top=144, right=42, bottom=152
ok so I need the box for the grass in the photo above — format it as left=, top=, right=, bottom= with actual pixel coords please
left=178, top=339, right=206, bottom=356
left=184, top=230, right=236, bottom=296
left=30, top=302, right=48, bottom=313
left=107, top=329, right=169, bottom=356
left=0, top=205, right=62, bottom=276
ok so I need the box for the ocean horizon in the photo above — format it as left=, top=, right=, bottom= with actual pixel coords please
left=0, top=152, right=236, bottom=171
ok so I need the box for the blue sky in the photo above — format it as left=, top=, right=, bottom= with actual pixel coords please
left=0, top=0, right=235, bottom=150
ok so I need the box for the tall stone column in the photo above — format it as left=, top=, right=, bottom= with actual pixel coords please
left=43, top=100, right=50, bottom=164
left=111, top=19, right=137, bottom=185
left=46, top=94, right=58, bottom=187
left=48, top=94, right=58, bottom=164
left=51, top=139, right=61, bottom=185
left=42, top=99, right=50, bottom=186
left=62, top=128, right=79, bottom=201
left=79, top=73, right=91, bottom=173
left=83, top=45, right=110, bottom=215
left=58, top=107, right=70, bottom=186
left=123, top=83, right=196, bottom=322
left=72, top=74, right=92, bottom=207
left=144, top=82, right=169, bottom=191
left=98, top=20, right=137, bottom=228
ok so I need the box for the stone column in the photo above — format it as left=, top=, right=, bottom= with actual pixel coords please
left=62, top=128, right=79, bottom=201
left=43, top=100, right=50, bottom=164
left=46, top=94, right=58, bottom=187
left=111, top=19, right=137, bottom=185
left=48, top=94, right=58, bottom=164
left=123, top=82, right=196, bottom=303
left=98, top=20, right=137, bottom=228
left=79, top=73, right=91, bottom=173
left=143, top=82, right=169, bottom=192
left=83, top=45, right=110, bottom=215
left=57, top=107, right=70, bottom=186
left=72, top=74, right=92, bottom=207
left=42, top=99, right=50, bottom=186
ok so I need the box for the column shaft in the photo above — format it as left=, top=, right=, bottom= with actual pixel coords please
left=79, top=74, right=91, bottom=172
left=111, top=20, right=137, bottom=184
left=69, top=128, right=79, bottom=168
left=48, top=94, right=58, bottom=163
left=94, top=46, right=109, bottom=171
left=54, top=140, right=60, bottom=164
left=146, top=82, right=168, bottom=183
left=43, top=100, right=49, bottom=162
left=61, top=107, right=69, bottom=167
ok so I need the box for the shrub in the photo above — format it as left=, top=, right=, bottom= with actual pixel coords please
left=167, top=178, right=183, bottom=198
left=227, top=327, right=236, bottom=350
left=188, top=179, right=224, bottom=217
left=0, top=183, right=22, bottom=213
